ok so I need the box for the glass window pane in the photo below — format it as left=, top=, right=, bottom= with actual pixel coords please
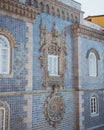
left=0, top=35, right=9, bottom=48
left=48, top=55, right=58, bottom=76
left=1, top=49, right=9, bottom=73
left=0, top=35, right=10, bottom=74
left=91, top=96, right=98, bottom=115
left=89, top=52, right=97, bottom=76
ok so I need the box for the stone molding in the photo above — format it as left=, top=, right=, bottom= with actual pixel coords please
left=0, top=0, right=38, bottom=21
left=86, top=48, right=100, bottom=59
left=29, top=0, right=80, bottom=23
left=39, top=21, right=67, bottom=89
left=78, top=91, right=85, bottom=130
left=72, top=24, right=104, bottom=42
left=72, top=24, right=79, bottom=88
left=75, top=91, right=85, bottom=130
left=25, top=22, right=33, bottom=91
left=0, top=89, right=75, bottom=97
left=0, top=28, right=17, bottom=48
left=0, top=88, right=104, bottom=97
left=0, top=0, right=80, bottom=22
left=86, top=124, right=104, bottom=130
left=0, top=101, right=10, bottom=130
left=23, top=22, right=33, bottom=130
left=23, top=95, right=32, bottom=130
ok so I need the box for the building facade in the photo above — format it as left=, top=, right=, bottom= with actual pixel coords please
left=85, top=15, right=104, bottom=28
left=0, top=0, right=104, bottom=130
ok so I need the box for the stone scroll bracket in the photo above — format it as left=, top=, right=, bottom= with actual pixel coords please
left=44, top=87, right=65, bottom=127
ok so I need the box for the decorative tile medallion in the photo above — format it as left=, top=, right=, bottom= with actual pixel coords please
left=44, top=85, right=65, bottom=127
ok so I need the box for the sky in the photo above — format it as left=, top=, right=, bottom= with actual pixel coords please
left=76, top=0, right=104, bottom=18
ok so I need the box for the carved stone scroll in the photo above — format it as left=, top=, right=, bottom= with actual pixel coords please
left=44, top=85, right=65, bottom=127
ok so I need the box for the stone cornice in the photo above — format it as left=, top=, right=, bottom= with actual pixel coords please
left=73, top=24, right=104, bottom=41
left=47, top=0, right=81, bottom=15
left=0, top=88, right=104, bottom=97
left=0, top=89, right=75, bottom=97
left=79, top=24, right=104, bottom=40
left=76, top=88, right=104, bottom=92
left=0, top=0, right=39, bottom=21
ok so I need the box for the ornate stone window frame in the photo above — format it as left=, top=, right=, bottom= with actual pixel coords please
left=0, top=101, right=10, bottom=130
left=39, top=21, right=67, bottom=127
left=39, top=21, right=67, bottom=89
left=48, top=54, right=59, bottom=76
left=0, top=29, right=17, bottom=78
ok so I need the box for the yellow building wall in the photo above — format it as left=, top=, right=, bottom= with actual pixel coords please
left=87, top=16, right=104, bottom=27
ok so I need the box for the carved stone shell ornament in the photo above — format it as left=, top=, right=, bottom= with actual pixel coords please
left=44, top=92, right=65, bottom=127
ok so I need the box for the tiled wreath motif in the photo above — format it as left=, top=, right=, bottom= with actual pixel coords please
left=44, top=85, right=65, bottom=127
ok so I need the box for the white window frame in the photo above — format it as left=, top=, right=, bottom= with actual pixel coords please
left=90, top=95, right=98, bottom=116
left=89, top=52, right=97, bottom=77
left=48, top=55, right=59, bottom=76
left=0, top=107, right=5, bottom=130
left=0, top=35, right=10, bottom=74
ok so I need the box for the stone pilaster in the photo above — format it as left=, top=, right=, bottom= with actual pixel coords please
left=72, top=24, right=79, bottom=89
left=75, top=91, right=84, bottom=130
left=23, top=22, right=33, bottom=130
left=79, top=91, right=84, bottom=130
left=73, top=24, right=85, bottom=130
